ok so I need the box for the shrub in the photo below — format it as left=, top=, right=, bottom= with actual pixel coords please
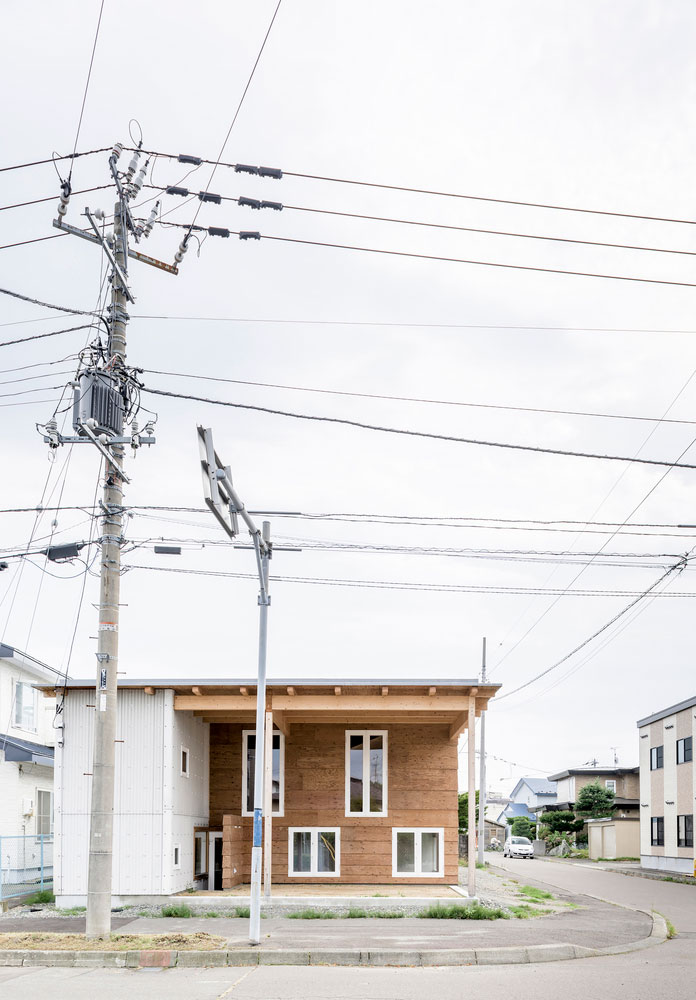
left=161, top=903, right=192, bottom=918
left=233, top=906, right=250, bottom=918
left=24, top=890, right=55, bottom=905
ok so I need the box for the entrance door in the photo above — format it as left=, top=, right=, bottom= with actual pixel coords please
left=208, top=832, right=223, bottom=890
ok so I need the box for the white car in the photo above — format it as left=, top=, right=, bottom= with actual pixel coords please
left=504, top=836, right=534, bottom=859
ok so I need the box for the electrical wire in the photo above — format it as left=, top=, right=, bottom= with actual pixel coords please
left=146, top=367, right=696, bottom=428
left=0, top=148, right=111, bottom=174
left=186, top=0, right=284, bottom=238
left=141, top=385, right=696, bottom=471
left=0, top=234, right=67, bottom=252
left=0, top=286, right=100, bottom=317
left=67, top=0, right=105, bottom=181
left=156, top=220, right=696, bottom=289
left=0, top=324, right=94, bottom=349
left=0, top=186, right=111, bottom=213
left=495, top=556, right=690, bottom=701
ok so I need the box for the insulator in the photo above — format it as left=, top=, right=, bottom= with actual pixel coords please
left=56, top=181, right=70, bottom=218
left=93, top=208, right=105, bottom=221
left=174, top=238, right=189, bottom=264
left=111, top=142, right=123, bottom=162
left=130, top=159, right=149, bottom=197
left=142, top=202, right=159, bottom=239
left=125, top=150, right=140, bottom=181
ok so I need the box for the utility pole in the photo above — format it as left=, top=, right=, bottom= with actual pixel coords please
left=40, top=141, right=176, bottom=938
left=477, top=637, right=487, bottom=866
left=197, top=426, right=272, bottom=946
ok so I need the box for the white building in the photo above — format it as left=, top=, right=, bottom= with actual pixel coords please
left=637, top=696, right=695, bottom=876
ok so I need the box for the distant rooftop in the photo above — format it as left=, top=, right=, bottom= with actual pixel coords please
left=548, top=765, right=638, bottom=781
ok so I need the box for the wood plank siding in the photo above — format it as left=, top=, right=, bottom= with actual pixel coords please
left=210, top=722, right=459, bottom=885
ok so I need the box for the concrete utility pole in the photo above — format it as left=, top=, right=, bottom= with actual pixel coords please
left=477, top=637, right=487, bottom=866
left=85, top=198, right=128, bottom=940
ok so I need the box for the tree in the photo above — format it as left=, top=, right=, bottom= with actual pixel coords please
left=575, top=781, right=616, bottom=819
left=539, top=810, right=584, bottom=835
left=458, top=790, right=479, bottom=831
left=507, top=816, right=535, bottom=839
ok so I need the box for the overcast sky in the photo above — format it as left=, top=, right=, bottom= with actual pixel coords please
left=2, top=1, right=696, bottom=795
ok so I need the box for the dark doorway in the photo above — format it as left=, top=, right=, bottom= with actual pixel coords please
left=213, top=836, right=223, bottom=890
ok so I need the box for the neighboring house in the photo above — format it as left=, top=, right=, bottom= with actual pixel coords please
left=48, top=677, right=499, bottom=905
left=637, top=695, right=695, bottom=876
left=496, top=776, right=556, bottom=825
left=542, top=766, right=640, bottom=819
left=0, top=643, right=60, bottom=898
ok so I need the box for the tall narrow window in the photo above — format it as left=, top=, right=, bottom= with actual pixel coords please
left=650, top=816, right=664, bottom=846
left=605, top=779, right=616, bottom=793
left=677, top=737, right=692, bottom=764
left=36, top=790, right=53, bottom=837
left=345, top=731, right=387, bottom=816
left=14, top=682, right=36, bottom=731
left=650, top=746, right=663, bottom=770
left=677, top=815, right=693, bottom=848
left=288, top=828, right=340, bottom=877
left=242, top=730, right=284, bottom=816
left=392, top=829, right=444, bottom=877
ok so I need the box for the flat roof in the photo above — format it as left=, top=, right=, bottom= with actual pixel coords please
left=548, top=766, right=638, bottom=780
left=637, top=694, right=696, bottom=728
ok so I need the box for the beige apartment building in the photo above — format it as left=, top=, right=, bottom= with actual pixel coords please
left=637, top=696, right=695, bottom=876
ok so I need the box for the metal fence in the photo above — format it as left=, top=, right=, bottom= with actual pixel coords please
left=0, top=835, right=53, bottom=903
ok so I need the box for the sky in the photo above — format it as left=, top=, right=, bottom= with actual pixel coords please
left=2, top=1, right=696, bottom=796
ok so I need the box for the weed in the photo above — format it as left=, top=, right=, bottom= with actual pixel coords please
left=233, top=906, right=250, bottom=918
left=370, top=910, right=405, bottom=919
left=347, top=907, right=368, bottom=918
left=564, top=902, right=579, bottom=910
left=372, top=892, right=388, bottom=897
left=476, top=862, right=487, bottom=870
left=137, top=911, right=150, bottom=917
left=287, top=908, right=335, bottom=920
left=57, top=906, right=86, bottom=916
left=23, top=890, right=55, bottom=905
left=203, top=911, right=221, bottom=918
left=508, top=904, right=550, bottom=919
left=518, top=885, right=553, bottom=901
left=655, top=910, right=677, bottom=939
left=418, top=903, right=508, bottom=920
left=160, top=903, right=193, bottom=918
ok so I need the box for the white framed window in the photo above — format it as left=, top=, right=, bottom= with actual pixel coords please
left=173, top=844, right=181, bottom=869
left=345, top=730, right=388, bottom=816
left=242, top=730, right=284, bottom=817
left=288, top=828, right=340, bottom=877
left=194, top=830, right=208, bottom=877
left=36, top=789, right=53, bottom=837
left=180, top=746, right=190, bottom=777
left=605, top=779, right=616, bottom=793
left=392, top=828, right=444, bottom=877
left=14, top=681, right=36, bottom=732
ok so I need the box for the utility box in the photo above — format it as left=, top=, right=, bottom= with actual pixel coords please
left=73, top=372, right=124, bottom=437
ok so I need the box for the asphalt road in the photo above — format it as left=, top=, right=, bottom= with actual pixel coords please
left=1, top=861, right=694, bottom=999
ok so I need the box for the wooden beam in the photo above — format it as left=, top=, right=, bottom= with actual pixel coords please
left=273, top=710, right=290, bottom=736
left=175, top=695, right=255, bottom=711
left=144, top=686, right=154, bottom=696
left=449, top=711, right=469, bottom=741
left=191, top=686, right=202, bottom=696
left=279, top=713, right=454, bottom=725
left=272, top=694, right=471, bottom=712
left=193, top=712, right=256, bottom=721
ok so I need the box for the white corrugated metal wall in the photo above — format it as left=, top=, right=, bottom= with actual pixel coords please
left=56, top=688, right=209, bottom=899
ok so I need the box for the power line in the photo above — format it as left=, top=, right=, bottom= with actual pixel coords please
left=126, top=145, right=696, bottom=227
left=67, top=0, right=105, bottom=181
left=142, top=385, right=696, bottom=471
left=0, top=148, right=110, bottom=174
left=122, top=562, right=696, bottom=598
left=495, top=556, right=689, bottom=702
left=0, top=186, right=111, bottom=213
left=187, top=0, right=284, bottom=237
left=0, top=324, right=94, bottom=349
left=0, top=234, right=67, bottom=252
left=0, top=286, right=100, bottom=317
left=146, top=367, right=696, bottom=428
left=156, top=220, right=696, bottom=290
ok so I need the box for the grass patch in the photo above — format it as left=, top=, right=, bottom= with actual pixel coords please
left=518, top=885, right=553, bottom=901
left=476, top=862, right=487, bottom=870
left=232, top=906, right=250, bottom=918
left=23, top=890, right=55, bottom=905
left=287, top=908, right=336, bottom=920
left=598, top=856, right=639, bottom=862
left=56, top=906, right=86, bottom=916
left=0, top=932, right=226, bottom=952
left=160, top=903, right=193, bottom=918
left=372, top=892, right=388, bottom=897
left=137, top=911, right=150, bottom=917
left=655, top=911, right=677, bottom=939
left=508, top=904, right=551, bottom=919
left=564, top=902, right=579, bottom=910
left=418, top=903, right=508, bottom=921
left=203, top=911, right=220, bottom=918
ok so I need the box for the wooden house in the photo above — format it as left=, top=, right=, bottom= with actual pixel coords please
left=47, top=677, right=499, bottom=904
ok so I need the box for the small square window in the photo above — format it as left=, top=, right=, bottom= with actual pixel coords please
left=392, top=829, right=444, bottom=877
left=180, top=746, right=190, bottom=777
left=605, top=780, right=616, bottom=793
left=288, top=828, right=340, bottom=877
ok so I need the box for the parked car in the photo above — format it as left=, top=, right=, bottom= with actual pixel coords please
left=504, top=836, right=534, bottom=859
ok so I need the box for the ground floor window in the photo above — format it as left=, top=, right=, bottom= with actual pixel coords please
left=650, top=816, right=664, bottom=846
left=392, top=828, right=444, bottom=876
left=288, top=828, right=340, bottom=877
left=36, top=789, right=53, bottom=837
left=677, top=814, right=693, bottom=848
left=194, top=829, right=208, bottom=878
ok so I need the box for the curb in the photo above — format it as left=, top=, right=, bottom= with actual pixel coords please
left=0, top=913, right=667, bottom=968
